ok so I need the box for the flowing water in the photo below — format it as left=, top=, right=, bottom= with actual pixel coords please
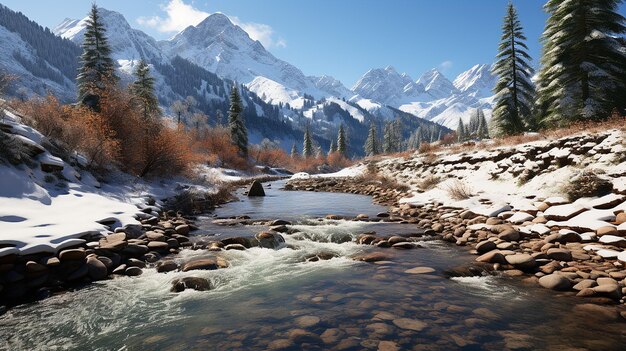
left=1, top=181, right=625, bottom=350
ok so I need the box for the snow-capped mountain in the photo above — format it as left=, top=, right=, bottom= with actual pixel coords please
left=158, top=13, right=350, bottom=105
left=416, top=69, right=459, bottom=100
left=352, top=64, right=497, bottom=129
left=55, top=9, right=168, bottom=65
left=453, top=64, right=496, bottom=98
left=351, top=66, right=426, bottom=106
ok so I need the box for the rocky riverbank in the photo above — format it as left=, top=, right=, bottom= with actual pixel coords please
left=285, top=129, right=626, bottom=319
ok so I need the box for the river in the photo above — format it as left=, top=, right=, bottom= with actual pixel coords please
left=1, top=180, right=624, bottom=350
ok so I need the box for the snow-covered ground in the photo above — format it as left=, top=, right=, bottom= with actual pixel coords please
left=0, top=109, right=231, bottom=257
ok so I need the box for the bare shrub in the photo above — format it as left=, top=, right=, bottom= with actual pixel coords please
left=418, top=175, right=440, bottom=190
left=562, top=170, right=613, bottom=201
left=446, top=180, right=474, bottom=200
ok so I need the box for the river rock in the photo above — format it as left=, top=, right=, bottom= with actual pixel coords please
left=171, top=277, right=211, bottom=292
left=476, top=251, right=506, bottom=264
left=476, top=240, right=496, bottom=254
left=182, top=258, right=220, bottom=271
left=392, top=242, right=414, bottom=249
left=175, top=224, right=190, bottom=235
left=267, top=339, right=294, bottom=350
left=86, top=257, right=108, bottom=280
left=546, top=248, right=572, bottom=261
left=288, top=329, right=323, bottom=344
left=59, top=249, right=86, bottom=261
left=247, top=180, right=265, bottom=197
left=125, top=266, right=143, bottom=276
left=225, top=243, right=246, bottom=250
left=295, top=315, right=320, bottom=328
left=498, top=229, right=520, bottom=242
left=404, top=266, right=435, bottom=274
left=591, top=284, right=621, bottom=301
left=505, top=254, right=536, bottom=270
left=354, top=253, right=389, bottom=262
left=147, top=241, right=169, bottom=251
left=392, top=318, right=427, bottom=331
left=377, top=341, right=399, bottom=351
left=255, top=231, right=285, bottom=249
left=156, top=260, right=179, bottom=273
left=538, top=273, right=571, bottom=290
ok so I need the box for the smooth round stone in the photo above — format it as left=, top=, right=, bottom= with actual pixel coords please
left=156, top=260, right=179, bottom=273
left=125, top=266, right=143, bottom=276
left=181, top=258, right=220, bottom=271
left=538, top=273, right=571, bottom=290
left=59, top=249, right=86, bottom=261
left=225, top=244, right=247, bottom=251
left=404, top=266, right=436, bottom=274
left=392, top=318, right=427, bottom=331
left=378, top=341, right=399, bottom=351
left=476, top=240, right=496, bottom=254
left=86, top=257, right=108, bottom=280
left=295, top=315, right=320, bottom=328
left=267, top=339, right=294, bottom=350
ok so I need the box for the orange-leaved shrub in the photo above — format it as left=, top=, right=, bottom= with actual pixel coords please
left=16, top=94, right=120, bottom=172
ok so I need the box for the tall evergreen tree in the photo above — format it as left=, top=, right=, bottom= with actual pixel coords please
left=337, top=124, right=347, bottom=156
left=477, top=111, right=490, bottom=139
left=492, top=2, right=535, bottom=135
left=76, top=4, right=118, bottom=108
left=364, top=122, right=379, bottom=156
left=228, top=86, right=248, bottom=156
left=537, top=0, right=626, bottom=126
left=131, top=60, right=160, bottom=119
left=407, top=126, right=423, bottom=150
left=457, top=118, right=467, bottom=143
left=302, top=126, right=313, bottom=158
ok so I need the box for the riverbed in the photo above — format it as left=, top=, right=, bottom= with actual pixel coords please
left=1, top=181, right=624, bottom=350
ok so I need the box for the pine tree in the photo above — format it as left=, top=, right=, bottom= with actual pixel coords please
left=76, top=4, right=118, bottom=108
left=228, top=86, right=248, bottom=156
left=477, top=110, right=490, bottom=139
left=457, top=118, right=467, bottom=143
left=468, top=110, right=480, bottom=137
left=329, top=139, right=337, bottom=154
left=131, top=60, right=160, bottom=119
left=302, top=126, right=313, bottom=158
left=337, top=124, right=347, bottom=156
left=364, top=122, right=379, bottom=156
left=492, top=2, right=535, bottom=135
left=537, top=0, right=626, bottom=126
left=290, top=143, right=298, bottom=159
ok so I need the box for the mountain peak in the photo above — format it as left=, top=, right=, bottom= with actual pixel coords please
left=453, top=63, right=496, bottom=97
left=195, top=12, right=233, bottom=30
left=416, top=68, right=457, bottom=99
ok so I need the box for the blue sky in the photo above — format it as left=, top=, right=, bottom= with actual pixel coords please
left=2, top=0, right=625, bottom=86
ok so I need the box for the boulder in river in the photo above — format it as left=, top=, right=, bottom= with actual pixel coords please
left=247, top=180, right=265, bottom=197
left=171, top=277, right=211, bottom=292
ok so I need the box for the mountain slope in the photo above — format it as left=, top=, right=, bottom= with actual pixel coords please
left=0, top=4, right=80, bottom=100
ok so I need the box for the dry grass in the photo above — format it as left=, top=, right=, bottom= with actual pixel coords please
left=418, top=175, right=441, bottom=191
left=446, top=180, right=474, bottom=200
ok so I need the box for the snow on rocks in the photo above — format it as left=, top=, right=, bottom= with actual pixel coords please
left=543, top=203, right=587, bottom=221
